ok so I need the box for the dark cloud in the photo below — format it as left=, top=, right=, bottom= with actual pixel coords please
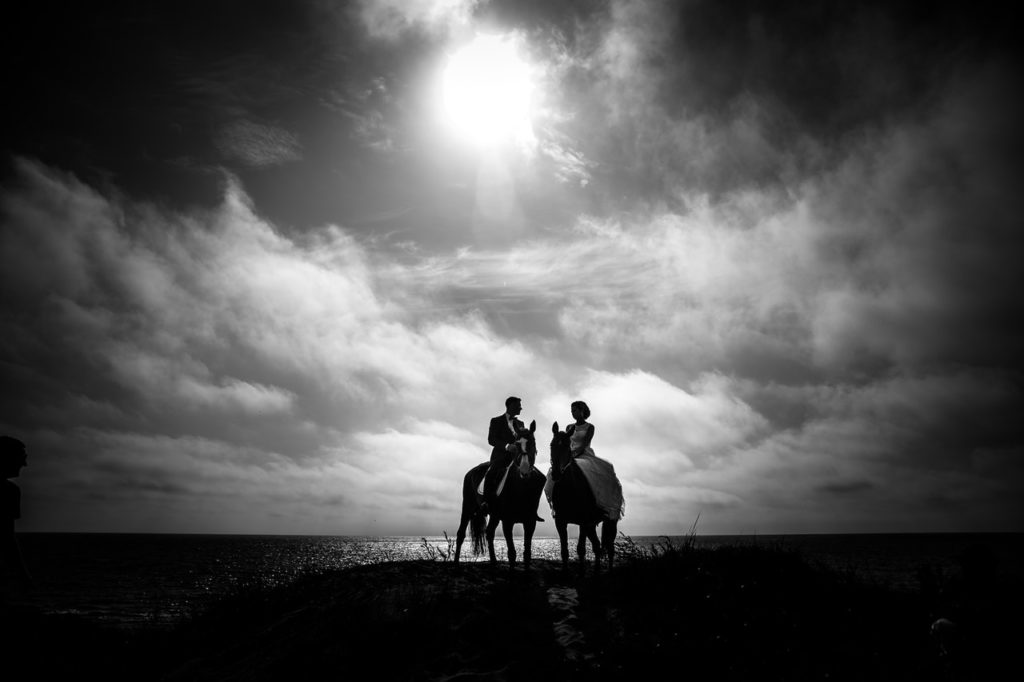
left=539, top=0, right=1021, bottom=209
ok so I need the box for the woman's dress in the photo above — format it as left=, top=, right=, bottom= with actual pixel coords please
left=547, top=422, right=625, bottom=521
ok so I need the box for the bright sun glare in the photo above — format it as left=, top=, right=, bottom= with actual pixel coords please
left=440, top=34, right=534, bottom=148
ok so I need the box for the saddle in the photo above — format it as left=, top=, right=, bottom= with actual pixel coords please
left=476, top=453, right=527, bottom=498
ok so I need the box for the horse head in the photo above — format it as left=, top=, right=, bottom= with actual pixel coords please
left=512, top=419, right=537, bottom=473
left=550, top=421, right=573, bottom=477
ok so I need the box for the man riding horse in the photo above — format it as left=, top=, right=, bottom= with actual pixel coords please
left=482, top=396, right=542, bottom=522
left=453, top=396, right=546, bottom=565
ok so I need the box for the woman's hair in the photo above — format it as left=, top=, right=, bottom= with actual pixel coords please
left=571, top=400, right=591, bottom=419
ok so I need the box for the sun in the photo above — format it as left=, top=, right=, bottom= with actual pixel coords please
left=439, top=34, right=535, bottom=149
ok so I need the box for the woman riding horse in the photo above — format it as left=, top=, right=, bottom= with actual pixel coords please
left=547, top=421, right=622, bottom=569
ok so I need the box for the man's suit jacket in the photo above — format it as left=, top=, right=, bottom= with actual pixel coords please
left=488, top=413, right=523, bottom=463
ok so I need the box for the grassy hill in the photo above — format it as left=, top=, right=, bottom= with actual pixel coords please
left=3, top=537, right=1017, bottom=680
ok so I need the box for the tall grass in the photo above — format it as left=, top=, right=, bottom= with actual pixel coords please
left=419, top=532, right=455, bottom=562
left=613, top=513, right=701, bottom=561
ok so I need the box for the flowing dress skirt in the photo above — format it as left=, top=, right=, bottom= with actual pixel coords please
left=545, top=448, right=625, bottom=521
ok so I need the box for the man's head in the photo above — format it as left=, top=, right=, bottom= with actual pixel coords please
left=505, top=396, right=522, bottom=417
left=0, top=436, right=27, bottom=478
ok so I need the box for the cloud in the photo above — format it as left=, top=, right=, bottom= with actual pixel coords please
left=356, top=0, right=484, bottom=40
left=215, top=119, right=303, bottom=167
left=409, top=50, right=1024, bottom=388
left=2, top=144, right=1020, bottom=534
left=536, top=370, right=769, bottom=532
left=804, top=64, right=1024, bottom=372
left=685, top=369, right=1024, bottom=533
left=817, top=480, right=874, bottom=495
left=3, top=1, right=1022, bottom=535
left=0, top=157, right=556, bottom=533
left=540, top=370, right=770, bottom=472
left=540, top=0, right=1021, bottom=215
left=536, top=133, right=594, bottom=188
left=345, top=39, right=1024, bottom=533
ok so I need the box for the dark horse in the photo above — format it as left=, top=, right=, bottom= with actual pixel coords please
left=454, top=421, right=546, bottom=567
left=548, top=421, right=619, bottom=569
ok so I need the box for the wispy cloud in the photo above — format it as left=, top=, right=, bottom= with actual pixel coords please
left=356, top=0, right=484, bottom=40
left=215, top=119, right=303, bottom=167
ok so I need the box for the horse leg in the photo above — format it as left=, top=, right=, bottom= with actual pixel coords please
left=556, top=518, right=570, bottom=569
left=522, top=519, right=536, bottom=569
left=486, top=514, right=500, bottom=565
left=502, top=519, right=517, bottom=567
left=455, top=510, right=469, bottom=564
left=576, top=526, right=587, bottom=565
left=602, top=520, right=618, bottom=569
left=587, top=524, right=604, bottom=568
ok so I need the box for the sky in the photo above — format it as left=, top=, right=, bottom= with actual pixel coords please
left=1, top=0, right=1021, bottom=536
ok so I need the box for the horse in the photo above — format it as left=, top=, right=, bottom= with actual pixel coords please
left=454, top=420, right=547, bottom=567
left=548, top=421, right=620, bottom=570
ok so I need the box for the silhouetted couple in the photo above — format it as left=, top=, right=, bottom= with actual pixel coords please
left=480, top=395, right=625, bottom=524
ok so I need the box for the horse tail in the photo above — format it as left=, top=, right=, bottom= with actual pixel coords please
left=470, top=507, right=487, bottom=555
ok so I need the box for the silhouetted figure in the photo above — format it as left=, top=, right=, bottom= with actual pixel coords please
left=481, top=396, right=543, bottom=525
left=561, top=400, right=624, bottom=522
left=455, top=420, right=546, bottom=566
left=1, top=436, right=31, bottom=587
left=482, top=396, right=529, bottom=510
left=547, top=405, right=625, bottom=570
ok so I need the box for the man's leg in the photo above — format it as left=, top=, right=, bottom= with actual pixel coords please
left=482, top=449, right=511, bottom=508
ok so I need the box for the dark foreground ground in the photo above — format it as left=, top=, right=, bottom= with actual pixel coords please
left=2, top=540, right=1019, bottom=681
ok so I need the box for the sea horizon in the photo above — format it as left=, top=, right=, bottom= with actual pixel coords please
left=18, top=529, right=1023, bottom=538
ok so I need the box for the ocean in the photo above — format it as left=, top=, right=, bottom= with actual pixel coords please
left=3, top=532, right=1021, bottom=629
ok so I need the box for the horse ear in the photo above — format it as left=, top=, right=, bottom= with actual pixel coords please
left=552, top=421, right=559, bottom=434
left=529, top=419, right=536, bottom=432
